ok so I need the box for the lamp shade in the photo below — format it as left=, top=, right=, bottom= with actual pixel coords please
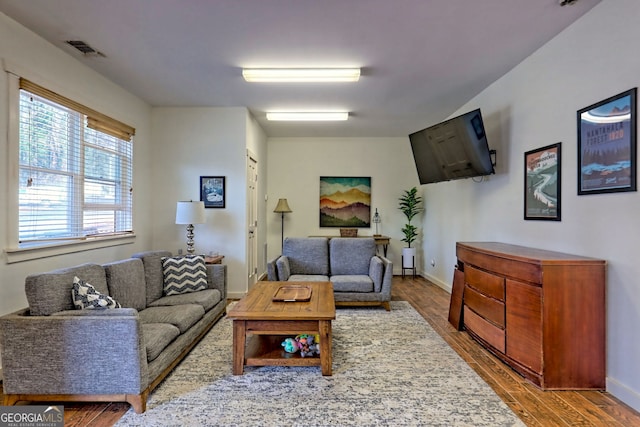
left=176, top=201, right=206, bottom=224
left=273, top=198, right=292, bottom=213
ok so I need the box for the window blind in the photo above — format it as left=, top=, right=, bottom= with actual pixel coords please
left=18, top=79, right=134, bottom=246
left=19, top=78, right=135, bottom=141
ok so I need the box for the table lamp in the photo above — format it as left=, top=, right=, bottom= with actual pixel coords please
left=372, top=208, right=381, bottom=236
left=176, top=200, right=206, bottom=254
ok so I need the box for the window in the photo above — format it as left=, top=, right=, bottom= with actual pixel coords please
left=17, top=79, right=134, bottom=248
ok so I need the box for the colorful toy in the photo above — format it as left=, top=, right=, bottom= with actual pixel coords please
left=295, top=334, right=320, bottom=357
left=282, top=334, right=321, bottom=357
left=281, top=337, right=298, bottom=353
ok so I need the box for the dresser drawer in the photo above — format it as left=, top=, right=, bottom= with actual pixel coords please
left=465, top=265, right=505, bottom=301
left=464, top=306, right=505, bottom=353
left=464, top=285, right=505, bottom=328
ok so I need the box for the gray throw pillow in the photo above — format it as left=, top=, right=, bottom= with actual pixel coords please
left=161, top=255, right=208, bottom=295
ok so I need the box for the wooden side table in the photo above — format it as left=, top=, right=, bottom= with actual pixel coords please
left=204, top=255, right=224, bottom=264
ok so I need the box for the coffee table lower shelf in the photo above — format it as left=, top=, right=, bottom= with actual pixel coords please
left=232, top=319, right=333, bottom=376
left=244, top=335, right=322, bottom=368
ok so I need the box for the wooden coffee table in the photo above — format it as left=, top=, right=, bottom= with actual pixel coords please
left=227, top=281, right=336, bottom=376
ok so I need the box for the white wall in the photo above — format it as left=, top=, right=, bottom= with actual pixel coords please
left=421, top=0, right=640, bottom=411
left=150, top=107, right=268, bottom=298
left=266, top=137, right=420, bottom=272
left=0, top=12, right=153, bottom=377
left=0, top=12, right=153, bottom=317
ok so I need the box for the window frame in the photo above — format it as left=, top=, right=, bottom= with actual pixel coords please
left=4, top=69, right=136, bottom=263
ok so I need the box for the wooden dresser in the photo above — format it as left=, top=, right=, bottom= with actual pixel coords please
left=452, top=242, right=606, bottom=390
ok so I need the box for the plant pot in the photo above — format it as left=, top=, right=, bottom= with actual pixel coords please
left=402, top=247, right=416, bottom=268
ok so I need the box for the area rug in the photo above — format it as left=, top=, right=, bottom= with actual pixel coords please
left=116, top=301, right=525, bottom=426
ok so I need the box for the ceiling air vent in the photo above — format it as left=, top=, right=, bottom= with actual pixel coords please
left=65, top=40, right=106, bottom=57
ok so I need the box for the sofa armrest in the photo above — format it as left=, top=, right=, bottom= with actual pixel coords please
left=368, top=257, right=384, bottom=292
left=266, top=256, right=281, bottom=281
left=0, top=308, right=148, bottom=396
left=206, top=264, right=227, bottom=300
left=276, top=256, right=291, bottom=281
left=378, top=256, right=393, bottom=297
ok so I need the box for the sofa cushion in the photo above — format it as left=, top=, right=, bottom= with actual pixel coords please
left=25, top=263, right=107, bottom=316
left=104, top=258, right=147, bottom=311
left=132, top=250, right=173, bottom=306
left=161, top=255, right=208, bottom=296
left=148, top=289, right=222, bottom=312
left=331, top=275, right=375, bottom=293
left=142, top=323, right=181, bottom=362
left=283, top=237, right=329, bottom=275
left=330, top=238, right=376, bottom=275
left=72, top=276, right=122, bottom=309
left=138, top=304, right=205, bottom=333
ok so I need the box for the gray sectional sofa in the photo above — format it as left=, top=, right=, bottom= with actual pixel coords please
left=267, top=237, right=393, bottom=310
left=0, top=250, right=226, bottom=413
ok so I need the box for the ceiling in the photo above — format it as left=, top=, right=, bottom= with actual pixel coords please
left=0, top=0, right=601, bottom=138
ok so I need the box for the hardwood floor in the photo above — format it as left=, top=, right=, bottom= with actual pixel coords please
left=2, top=275, right=639, bottom=426
left=394, top=276, right=640, bottom=427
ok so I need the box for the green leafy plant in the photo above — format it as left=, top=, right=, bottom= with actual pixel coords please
left=398, top=187, right=423, bottom=248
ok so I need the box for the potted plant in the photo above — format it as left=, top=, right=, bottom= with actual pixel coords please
left=398, top=187, right=423, bottom=268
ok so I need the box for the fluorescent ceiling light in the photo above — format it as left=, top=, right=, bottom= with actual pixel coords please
left=243, top=68, right=360, bottom=82
left=266, top=112, right=349, bottom=121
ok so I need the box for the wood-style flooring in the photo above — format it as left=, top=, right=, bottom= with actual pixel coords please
left=2, top=275, right=639, bottom=426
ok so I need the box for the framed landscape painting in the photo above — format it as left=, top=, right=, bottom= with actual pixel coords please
left=319, top=176, right=371, bottom=227
left=577, top=88, right=637, bottom=195
left=524, top=143, right=561, bottom=221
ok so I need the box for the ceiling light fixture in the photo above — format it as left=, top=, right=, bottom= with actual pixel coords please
left=266, top=112, right=349, bottom=121
left=243, top=68, right=360, bottom=83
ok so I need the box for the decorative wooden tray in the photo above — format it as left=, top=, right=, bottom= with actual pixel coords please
left=272, top=285, right=312, bottom=302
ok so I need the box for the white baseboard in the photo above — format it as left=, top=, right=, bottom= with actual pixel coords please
left=421, top=272, right=452, bottom=293
left=227, top=291, right=246, bottom=300
left=607, top=376, right=640, bottom=413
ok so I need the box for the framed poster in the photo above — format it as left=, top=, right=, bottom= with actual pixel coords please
left=524, top=143, right=561, bottom=221
left=577, top=88, right=637, bottom=195
left=319, top=176, right=371, bottom=227
left=200, top=176, right=225, bottom=208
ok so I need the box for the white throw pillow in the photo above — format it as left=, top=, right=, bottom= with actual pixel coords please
left=72, top=276, right=121, bottom=309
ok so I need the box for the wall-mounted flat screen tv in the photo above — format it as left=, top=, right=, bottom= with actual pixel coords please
left=409, top=108, right=495, bottom=184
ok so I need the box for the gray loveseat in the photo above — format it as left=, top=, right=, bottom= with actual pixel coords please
left=0, top=250, right=226, bottom=413
left=267, top=237, right=393, bottom=310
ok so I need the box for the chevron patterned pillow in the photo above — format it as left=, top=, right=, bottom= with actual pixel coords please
left=72, top=276, right=122, bottom=309
left=161, top=255, right=208, bottom=296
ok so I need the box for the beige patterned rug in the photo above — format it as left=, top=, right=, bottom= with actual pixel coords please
left=116, top=301, right=524, bottom=426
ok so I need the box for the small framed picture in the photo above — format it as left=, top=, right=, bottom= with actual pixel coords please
left=200, top=176, right=225, bottom=208
left=577, top=88, right=637, bottom=195
left=524, top=143, right=561, bottom=221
